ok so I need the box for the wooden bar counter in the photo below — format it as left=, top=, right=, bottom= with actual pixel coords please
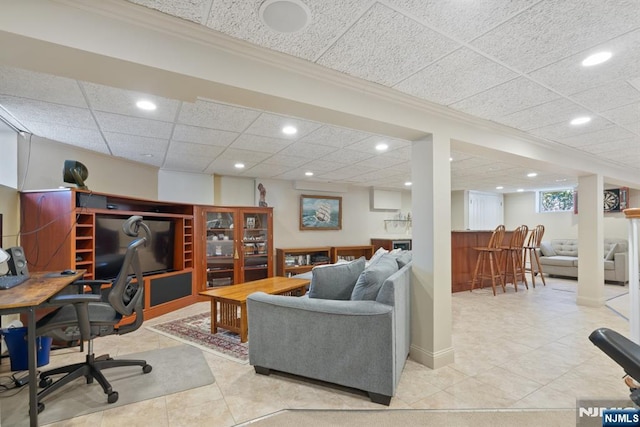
left=451, top=230, right=512, bottom=293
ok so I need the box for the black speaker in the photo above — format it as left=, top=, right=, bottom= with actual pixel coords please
left=7, top=246, right=29, bottom=276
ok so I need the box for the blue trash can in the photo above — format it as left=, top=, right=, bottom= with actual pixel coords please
left=2, top=327, right=52, bottom=371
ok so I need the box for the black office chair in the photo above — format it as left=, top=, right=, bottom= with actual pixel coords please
left=589, top=328, right=640, bottom=405
left=34, top=216, right=153, bottom=414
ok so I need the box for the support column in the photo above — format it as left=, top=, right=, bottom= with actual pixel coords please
left=410, top=134, right=454, bottom=369
left=577, top=174, right=605, bottom=307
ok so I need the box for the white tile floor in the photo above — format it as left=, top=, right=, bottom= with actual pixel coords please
left=5, top=277, right=634, bottom=426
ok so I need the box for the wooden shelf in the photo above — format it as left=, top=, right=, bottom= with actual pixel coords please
left=276, top=247, right=331, bottom=277
left=330, top=245, right=374, bottom=263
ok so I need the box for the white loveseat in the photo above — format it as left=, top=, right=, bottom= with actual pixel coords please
left=535, top=238, right=628, bottom=284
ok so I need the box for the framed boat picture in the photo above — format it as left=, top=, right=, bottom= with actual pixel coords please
left=300, top=195, right=342, bottom=230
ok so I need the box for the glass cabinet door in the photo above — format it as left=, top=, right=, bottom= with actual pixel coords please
left=205, top=210, right=236, bottom=288
left=241, top=211, right=270, bottom=282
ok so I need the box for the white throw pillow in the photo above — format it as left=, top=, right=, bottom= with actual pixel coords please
left=605, top=243, right=618, bottom=261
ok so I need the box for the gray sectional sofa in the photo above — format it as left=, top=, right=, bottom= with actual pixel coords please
left=535, top=238, right=628, bottom=284
left=246, top=253, right=411, bottom=405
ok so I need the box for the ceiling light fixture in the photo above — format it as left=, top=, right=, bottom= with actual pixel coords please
left=136, top=100, right=156, bottom=111
left=570, top=116, right=591, bottom=125
left=449, top=157, right=453, bottom=162
left=496, top=186, right=504, bottom=190
left=404, top=181, right=412, bottom=186
left=305, top=171, right=313, bottom=176
left=234, top=163, right=245, bottom=169
left=582, top=51, right=612, bottom=67
left=282, top=125, right=297, bottom=135
left=259, top=0, right=311, bottom=33
left=527, top=172, right=538, bottom=177
left=375, top=143, right=388, bottom=152
left=142, top=153, right=153, bottom=157
left=517, top=189, right=524, bottom=192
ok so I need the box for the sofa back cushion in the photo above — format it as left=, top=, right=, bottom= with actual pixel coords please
left=550, top=239, right=578, bottom=257
left=540, top=241, right=557, bottom=257
left=350, top=254, right=399, bottom=301
left=308, top=257, right=366, bottom=300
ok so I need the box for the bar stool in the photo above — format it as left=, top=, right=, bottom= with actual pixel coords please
left=502, top=225, right=529, bottom=291
left=470, top=225, right=506, bottom=296
left=523, top=224, right=546, bottom=288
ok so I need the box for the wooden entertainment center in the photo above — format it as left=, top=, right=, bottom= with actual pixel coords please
left=20, top=189, right=197, bottom=319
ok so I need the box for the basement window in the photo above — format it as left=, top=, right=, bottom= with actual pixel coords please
left=537, top=189, right=575, bottom=213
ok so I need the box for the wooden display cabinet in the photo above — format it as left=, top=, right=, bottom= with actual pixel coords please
left=19, top=188, right=196, bottom=319
left=194, top=206, right=273, bottom=291
left=330, top=245, right=374, bottom=263
left=276, top=247, right=331, bottom=277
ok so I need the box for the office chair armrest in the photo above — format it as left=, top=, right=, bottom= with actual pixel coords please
left=48, top=293, right=102, bottom=305
left=72, top=280, right=111, bottom=295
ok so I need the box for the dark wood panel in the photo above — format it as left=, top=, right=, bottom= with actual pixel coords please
left=451, top=231, right=512, bottom=293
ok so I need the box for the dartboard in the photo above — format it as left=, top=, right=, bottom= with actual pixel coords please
left=603, top=189, right=620, bottom=212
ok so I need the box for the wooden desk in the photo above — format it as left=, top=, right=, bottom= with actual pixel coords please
left=0, top=270, right=85, bottom=427
left=199, top=277, right=310, bottom=343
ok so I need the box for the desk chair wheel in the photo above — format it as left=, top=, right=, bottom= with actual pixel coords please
left=108, top=391, right=118, bottom=404
left=39, top=377, right=52, bottom=388
left=143, top=364, right=152, bottom=374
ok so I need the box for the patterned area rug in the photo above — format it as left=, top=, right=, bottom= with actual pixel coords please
left=147, top=312, right=248, bottom=364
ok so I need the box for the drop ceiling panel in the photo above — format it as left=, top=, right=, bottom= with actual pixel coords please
left=298, top=125, right=371, bottom=148
left=346, top=135, right=411, bottom=153
left=386, top=0, right=535, bottom=42
left=81, top=82, right=181, bottom=122
left=217, top=148, right=272, bottom=163
left=316, top=3, right=459, bottom=86
left=205, top=158, right=257, bottom=175
left=163, top=154, right=212, bottom=172
left=277, top=142, right=338, bottom=159
left=0, top=66, right=86, bottom=107
left=261, top=154, right=309, bottom=168
left=178, top=99, right=261, bottom=132
left=570, top=80, right=640, bottom=113
left=243, top=112, right=321, bottom=139
left=127, top=0, right=204, bottom=23
left=0, top=96, right=97, bottom=129
left=601, top=102, right=640, bottom=125
left=94, top=111, right=173, bottom=139
left=580, top=137, right=640, bottom=154
left=528, top=117, right=615, bottom=141
left=317, top=165, right=371, bottom=180
left=449, top=77, right=560, bottom=121
left=228, top=134, right=293, bottom=153
left=171, top=124, right=238, bottom=146
left=243, top=163, right=292, bottom=178
left=104, top=132, right=169, bottom=158
left=529, top=29, right=640, bottom=95
left=355, top=154, right=408, bottom=170
left=203, top=0, right=368, bottom=61
left=394, top=47, right=518, bottom=105
left=470, top=0, right=640, bottom=73
left=297, top=160, right=342, bottom=173
left=557, top=126, right=637, bottom=148
left=497, top=98, right=592, bottom=132
left=320, top=149, right=374, bottom=164
left=168, top=141, right=226, bottom=157
left=26, top=122, right=110, bottom=154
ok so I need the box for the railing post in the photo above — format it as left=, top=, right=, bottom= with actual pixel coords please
left=625, top=208, right=640, bottom=343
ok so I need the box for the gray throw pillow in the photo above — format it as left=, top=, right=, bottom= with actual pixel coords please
left=351, top=254, right=399, bottom=301
left=308, top=257, right=365, bottom=300
left=539, top=241, right=556, bottom=257
left=605, top=243, right=618, bottom=261
left=395, top=250, right=412, bottom=268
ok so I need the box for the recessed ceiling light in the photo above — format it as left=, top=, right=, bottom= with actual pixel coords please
left=449, top=157, right=453, bottom=162
left=136, top=100, right=156, bottom=111
left=234, top=163, right=245, bottom=169
left=527, top=172, right=538, bottom=178
left=570, top=116, right=591, bottom=125
left=517, top=189, right=524, bottom=192
left=375, top=143, right=389, bottom=152
left=305, top=171, right=313, bottom=176
left=496, top=186, right=504, bottom=190
left=555, top=178, right=567, bottom=182
left=582, top=51, right=612, bottom=67
left=259, top=0, right=311, bottom=33
left=282, top=125, right=297, bottom=135
left=404, top=181, right=412, bottom=186
left=142, top=153, right=153, bottom=158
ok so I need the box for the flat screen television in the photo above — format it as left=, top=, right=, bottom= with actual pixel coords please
left=94, top=215, right=175, bottom=280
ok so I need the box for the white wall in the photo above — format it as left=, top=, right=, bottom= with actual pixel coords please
left=214, top=175, right=255, bottom=206
left=158, top=170, right=214, bottom=204
left=215, top=177, right=412, bottom=249
left=451, top=190, right=466, bottom=230
left=0, top=126, right=18, bottom=189
left=503, top=189, right=639, bottom=241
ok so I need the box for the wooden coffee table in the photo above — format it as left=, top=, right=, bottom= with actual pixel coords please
left=199, top=277, right=310, bottom=343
